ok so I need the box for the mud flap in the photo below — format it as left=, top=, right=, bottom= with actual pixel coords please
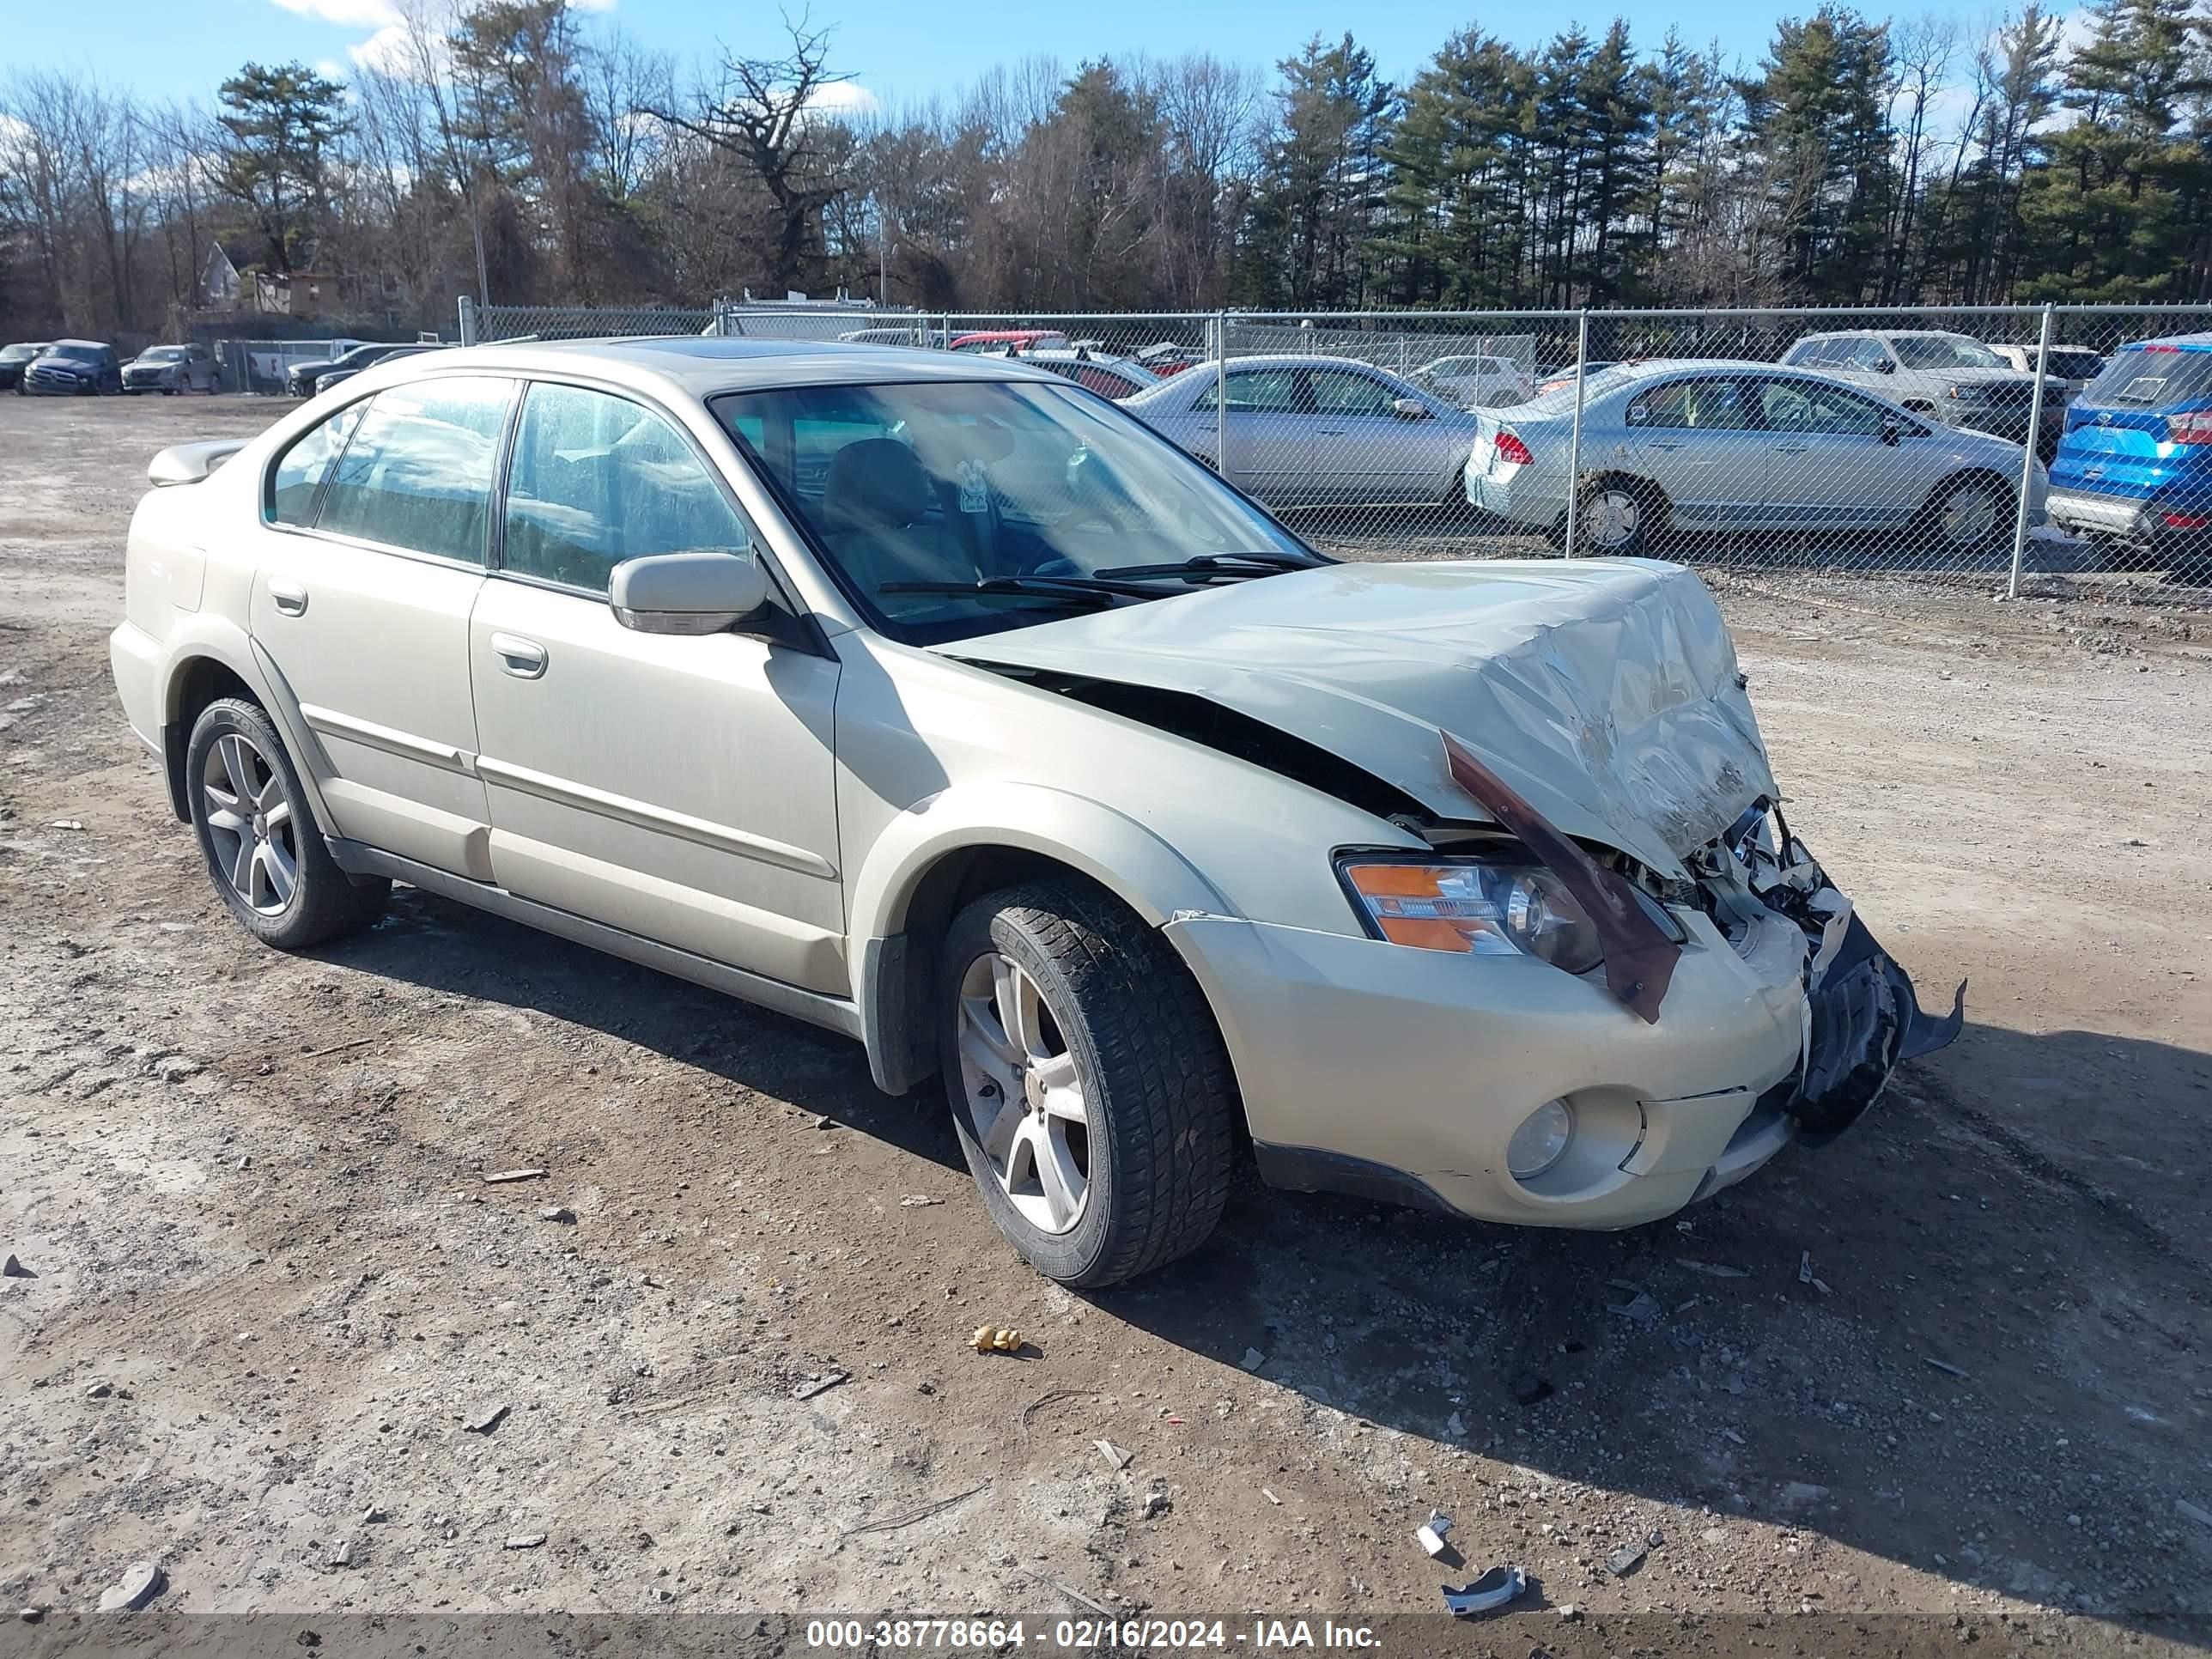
left=1789, top=910, right=1965, bottom=1144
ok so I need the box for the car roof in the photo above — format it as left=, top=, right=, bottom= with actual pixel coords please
left=52, top=338, right=108, bottom=350
left=2117, top=331, right=2212, bottom=351
left=382, top=335, right=1073, bottom=400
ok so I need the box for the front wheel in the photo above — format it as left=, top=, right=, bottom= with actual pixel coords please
left=939, top=880, right=1238, bottom=1287
left=185, top=697, right=390, bottom=949
left=1919, top=473, right=2013, bottom=556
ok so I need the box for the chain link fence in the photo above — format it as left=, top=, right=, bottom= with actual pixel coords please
left=456, top=298, right=2212, bottom=599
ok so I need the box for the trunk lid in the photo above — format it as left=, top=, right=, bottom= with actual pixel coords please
left=941, top=558, right=1775, bottom=876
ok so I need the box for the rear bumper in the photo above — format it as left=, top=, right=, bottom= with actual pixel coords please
left=2047, top=484, right=2212, bottom=548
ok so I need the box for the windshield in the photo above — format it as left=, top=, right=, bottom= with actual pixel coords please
left=0, top=344, right=38, bottom=363
left=48, top=343, right=101, bottom=362
left=1521, top=363, right=1638, bottom=415
left=141, top=347, right=186, bottom=362
left=710, top=379, right=1319, bottom=644
left=1892, top=334, right=2004, bottom=371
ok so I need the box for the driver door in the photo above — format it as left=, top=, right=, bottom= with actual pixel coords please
left=1304, top=366, right=1431, bottom=500
left=468, top=380, right=846, bottom=994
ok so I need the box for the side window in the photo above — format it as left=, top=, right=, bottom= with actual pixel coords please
left=1783, top=339, right=1822, bottom=366
left=316, top=376, right=514, bottom=562
left=502, top=382, right=752, bottom=594
left=1759, top=378, right=1888, bottom=436
left=1308, top=369, right=1401, bottom=417
left=267, top=404, right=365, bottom=526
left=1847, top=339, right=1892, bottom=372
left=1222, top=368, right=1300, bottom=413
left=1630, top=379, right=1752, bottom=430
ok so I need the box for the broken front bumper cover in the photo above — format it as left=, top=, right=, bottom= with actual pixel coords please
left=1772, top=907, right=1963, bottom=1143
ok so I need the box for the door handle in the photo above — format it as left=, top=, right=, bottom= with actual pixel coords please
left=1645, top=440, right=1686, bottom=451
left=1772, top=441, right=1811, bottom=453
left=1316, top=427, right=1347, bottom=437
left=267, top=577, right=307, bottom=617
left=490, top=633, right=547, bottom=679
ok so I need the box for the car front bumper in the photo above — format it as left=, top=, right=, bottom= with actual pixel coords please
left=1165, top=869, right=1951, bottom=1231
left=124, top=373, right=179, bottom=392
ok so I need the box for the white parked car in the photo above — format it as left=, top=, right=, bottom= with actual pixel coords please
left=110, top=339, right=1959, bottom=1286
left=1415, top=352, right=1537, bottom=408
left=1983, top=342, right=2106, bottom=401
left=1779, top=330, right=2059, bottom=448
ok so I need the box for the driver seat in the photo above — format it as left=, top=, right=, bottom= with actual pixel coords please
left=822, top=439, right=977, bottom=591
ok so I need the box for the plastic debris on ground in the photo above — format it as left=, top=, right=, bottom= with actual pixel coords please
left=970, top=1326, right=1022, bottom=1353
left=1417, top=1511, right=1454, bottom=1558
left=1442, top=1565, right=1525, bottom=1616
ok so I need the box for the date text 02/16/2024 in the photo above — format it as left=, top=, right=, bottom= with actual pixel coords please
left=802, top=1619, right=1382, bottom=1649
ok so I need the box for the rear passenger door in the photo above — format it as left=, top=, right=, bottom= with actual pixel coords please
left=468, top=380, right=846, bottom=994
left=248, top=375, right=514, bottom=878
left=1622, top=375, right=1769, bottom=529
left=1212, top=368, right=1312, bottom=501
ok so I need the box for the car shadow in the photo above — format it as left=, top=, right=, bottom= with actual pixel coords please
left=316, top=885, right=2208, bottom=1640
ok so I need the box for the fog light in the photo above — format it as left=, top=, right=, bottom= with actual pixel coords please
left=1507, top=1098, right=1575, bottom=1180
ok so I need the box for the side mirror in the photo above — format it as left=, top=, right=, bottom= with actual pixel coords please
left=1875, top=357, right=1895, bottom=374
left=1392, top=397, right=1431, bottom=421
left=1880, top=416, right=1904, bottom=446
left=609, top=549, right=769, bottom=636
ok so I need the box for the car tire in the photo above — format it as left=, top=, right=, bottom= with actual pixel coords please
left=1917, top=471, right=2014, bottom=555
left=185, top=697, right=390, bottom=950
left=1571, top=475, right=1661, bottom=556
left=938, top=878, right=1239, bottom=1288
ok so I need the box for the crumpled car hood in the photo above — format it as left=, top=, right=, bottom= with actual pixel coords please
left=940, top=558, right=1777, bottom=877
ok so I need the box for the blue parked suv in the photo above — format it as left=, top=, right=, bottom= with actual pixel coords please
left=2047, top=333, right=2212, bottom=580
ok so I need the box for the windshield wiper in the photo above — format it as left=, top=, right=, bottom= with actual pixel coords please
left=1093, top=552, right=1317, bottom=582
left=878, top=576, right=1134, bottom=608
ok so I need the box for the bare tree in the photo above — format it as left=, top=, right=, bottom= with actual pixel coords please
left=647, top=15, right=854, bottom=295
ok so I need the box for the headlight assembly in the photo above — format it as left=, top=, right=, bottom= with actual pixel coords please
left=1338, top=857, right=1607, bottom=973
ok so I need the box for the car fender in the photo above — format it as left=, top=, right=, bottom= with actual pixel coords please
left=155, top=617, right=338, bottom=836
left=848, top=780, right=1233, bottom=946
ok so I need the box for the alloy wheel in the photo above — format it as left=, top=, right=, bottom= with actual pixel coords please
left=955, top=951, right=1091, bottom=1235
left=201, top=732, right=299, bottom=915
left=1583, top=488, right=1641, bottom=550
left=1938, top=481, right=2001, bottom=547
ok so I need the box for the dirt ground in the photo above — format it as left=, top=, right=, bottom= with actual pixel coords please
left=2, top=395, right=2209, bottom=1650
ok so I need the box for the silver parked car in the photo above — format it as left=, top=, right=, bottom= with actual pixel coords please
left=124, top=343, right=220, bottom=395
left=112, top=338, right=1957, bottom=1287
left=1414, top=352, right=1537, bottom=408
left=1779, top=329, right=2058, bottom=447
left=1126, top=354, right=1480, bottom=506
left=1465, top=361, right=2047, bottom=556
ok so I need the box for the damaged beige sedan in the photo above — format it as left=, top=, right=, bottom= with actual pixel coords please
left=110, top=338, right=1960, bottom=1286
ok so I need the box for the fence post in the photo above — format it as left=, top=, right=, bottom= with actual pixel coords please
left=1213, top=311, right=1230, bottom=482
left=1562, top=309, right=1591, bottom=556
left=456, top=295, right=477, bottom=347
left=2008, top=302, right=2055, bottom=599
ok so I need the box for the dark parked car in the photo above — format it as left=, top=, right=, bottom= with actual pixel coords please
left=124, top=343, right=220, bottom=395
left=22, top=341, right=124, bottom=396
left=285, top=343, right=413, bottom=398
left=2, top=341, right=53, bottom=392
left=312, top=343, right=447, bottom=394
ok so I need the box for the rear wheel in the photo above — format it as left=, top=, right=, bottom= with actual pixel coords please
left=185, top=697, right=389, bottom=950
left=1569, top=476, right=1662, bottom=556
left=939, top=879, right=1238, bottom=1287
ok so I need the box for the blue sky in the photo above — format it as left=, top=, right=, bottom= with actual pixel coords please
left=14, top=0, right=1996, bottom=110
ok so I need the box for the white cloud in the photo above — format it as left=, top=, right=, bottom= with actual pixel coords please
left=349, top=21, right=431, bottom=77
left=271, top=0, right=400, bottom=26
left=807, top=79, right=879, bottom=120
left=570, top=0, right=618, bottom=11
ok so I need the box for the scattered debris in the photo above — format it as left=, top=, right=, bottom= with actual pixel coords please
left=2177, top=1499, right=2212, bottom=1529
left=1923, top=1357, right=1971, bottom=1379
left=1018, top=1387, right=1102, bottom=1435
left=503, top=1534, right=547, bottom=1550
left=482, top=1169, right=547, bottom=1185
left=1444, top=1410, right=1467, bottom=1437
left=1024, top=1574, right=1112, bottom=1616
left=1556, top=1604, right=1584, bottom=1622
left=841, top=1481, right=990, bottom=1540
left=1798, top=1251, right=1815, bottom=1284
left=1141, top=1489, right=1170, bottom=1520
left=1261, top=1487, right=1282, bottom=1506
left=1680, top=1259, right=1749, bottom=1279
left=1778, top=1481, right=1832, bottom=1510
left=362, top=1505, right=386, bottom=1525
left=51, top=819, right=85, bottom=831
left=1417, top=1511, right=1454, bottom=1559
left=536, top=1205, right=575, bottom=1224
left=1442, top=1565, right=1525, bottom=1617
left=1607, top=1540, right=1649, bottom=1577
left=3, top=1254, right=31, bottom=1278
left=897, top=1194, right=944, bottom=1207
left=301, top=1036, right=373, bottom=1060
left=1094, top=1439, right=1133, bottom=1471
left=85, top=1381, right=112, bottom=1400
left=97, top=1560, right=165, bottom=1612
left=969, top=1326, right=1022, bottom=1353
left=1511, top=1371, right=1554, bottom=1407
left=330, top=1540, right=355, bottom=1569
left=1239, top=1346, right=1267, bottom=1371
left=1607, top=1290, right=1662, bottom=1323
left=792, top=1369, right=850, bottom=1401
left=20, top=1607, right=46, bottom=1624
left=463, top=1403, right=511, bottom=1435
